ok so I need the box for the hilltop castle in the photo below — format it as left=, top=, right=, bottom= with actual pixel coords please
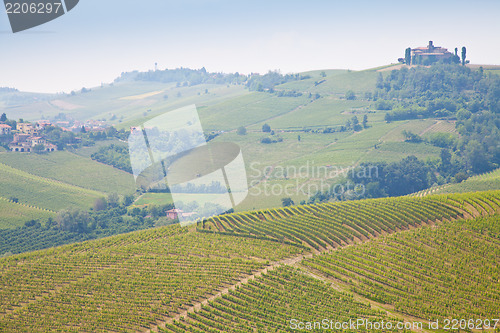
left=401, top=41, right=455, bottom=65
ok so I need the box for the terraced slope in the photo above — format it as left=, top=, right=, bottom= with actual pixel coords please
left=0, top=197, right=55, bottom=229
left=160, top=265, right=392, bottom=333
left=199, top=195, right=468, bottom=251
left=411, top=168, right=500, bottom=197
left=302, top=214, right=500, bottom=323
left=0, top=151, right=136, bottom=195
left=0, top=226, right=301, bottom=332
left=0, top=162, right=104, bottom=211
left=1, top=191, right=499, bottom=332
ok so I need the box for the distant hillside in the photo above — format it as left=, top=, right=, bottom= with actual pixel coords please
left=0, top=197, right=55, bottom=229
left=411, top=168, right=500, bottom=196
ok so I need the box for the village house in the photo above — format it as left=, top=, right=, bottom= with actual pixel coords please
left=8, top=122, right=57, bottom=152
left=0, top=124, right=11, bottom=135
left=166, top=209, right=197, bottom=220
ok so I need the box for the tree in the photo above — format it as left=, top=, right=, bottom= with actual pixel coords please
left=281, top=197, right=294, bottom=207
left=123, top=195, right=134, bottom=206
left=461, top=46, right=467, bottom=66
left=405, top=47, right=411, bottom=65
left=454, top=172, right=468, bottom=183
left=320, top=71, right=326, bottom=78
left=262, top=123, right=271, bottom=133
left=56, top=209, right=90, bottom=233
left=107, top=193, right=120, bottom=208
left=0, top=113, right=6, bottom=122
left=236, top=126, right=247, bottom=135
left=362, top=115, right=368, bottom=128
left=81, top=126, right=86, bottom=133
left=93, top=197, right=107, bottom=211
left=345, top=90, right=356, bottom=100
left=297, top=135, right=301, bottom=142
left=352, top=116, right=362, bottom=131
left=440, top=148, right=451, bottom=166
left=402, top=130, right=423, bottom=143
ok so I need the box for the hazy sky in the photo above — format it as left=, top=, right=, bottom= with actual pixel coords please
left=1, top=0, right=499, bottom=93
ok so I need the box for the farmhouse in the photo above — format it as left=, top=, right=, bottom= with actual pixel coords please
left=8, top=125, right=57, bottom=152
left=16, top=122, right=41, bottom=136
left=166, top=209, right=197, bottom=220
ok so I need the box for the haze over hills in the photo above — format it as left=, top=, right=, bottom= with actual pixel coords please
left=1, top=60, right=500, bottom=332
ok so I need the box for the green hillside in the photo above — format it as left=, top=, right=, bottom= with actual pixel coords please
left=0, top=197, right=55, bottom=229
left=0, top=162, right=104, bottom=211
left=0, top=150, right=136, bottom=196
left=1, top=191, right=498, bottom=332
left=412, top=168, right=500, bottom=197
left=302, top=214, right=500, bottom=323
left=2, top=67, right=464, bottom=212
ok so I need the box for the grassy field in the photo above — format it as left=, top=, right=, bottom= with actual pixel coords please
left=0, top=162, right=105, bottom=211
left=0, top=151, right=136, bottom=196
left=0, top=197, right=56, bottom=229
left=277, top=69, right=379, bottom=96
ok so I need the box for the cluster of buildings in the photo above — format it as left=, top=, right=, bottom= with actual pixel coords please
left=411, top=41, right=453, bottom=64
left=0, top=118, right=112, bottom=153
left=165, top=209, right=197, bottom=220
left=402, top=41, right=454, bottom=65
left=3, top=122, right=57, bottom=153
left=57, top=119, right=109, bottom=133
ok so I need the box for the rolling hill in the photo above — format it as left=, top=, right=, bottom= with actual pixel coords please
left=1, top=66, right=468, bottom=213
left=0, top=161, right=105, bottom=212
left=1, top=190, right=498, bottom=332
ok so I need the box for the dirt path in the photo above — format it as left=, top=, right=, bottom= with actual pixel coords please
left=145, top=253, right=313, bottom=332
left=145, top=204, right=479, bottom=333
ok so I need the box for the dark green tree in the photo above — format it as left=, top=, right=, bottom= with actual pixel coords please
left=362, top=115, right=368, bottom=128
left=107, top=193, right=120, bottom=208
left=123, top=195, right=134, bottom=206
left=461, top=46, right=467, bottom=66
left=405, top=47, right=412, bottom=65
left=236, top=126, right=247, bottom=135
left=93, top=198, right=107, bottom=211
left=345, top=90, right=356, bottom=100
left=262, top=123, right=271, bottom=133
left=281, top=197, right=294, bottom=207
left=0, top=113, right=6, bottom=122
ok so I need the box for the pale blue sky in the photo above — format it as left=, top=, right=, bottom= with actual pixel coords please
left=1, top=0, right=499, bottom=92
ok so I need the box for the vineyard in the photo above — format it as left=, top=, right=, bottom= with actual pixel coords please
left=0, top=162, right=104, bottom=211
left=198, top=194, right=474, bottom=251
left=0, top=190, right=499, bottom=331
left=302, top=214, right=500, bottom=322
left=0, top=225, right=302, bottom=332
left=0, top=151, right=136, bottom=196
left=0, top=197, right=55, bottom=229
left=160, top=265, right=392, bottom=333
left=411, top=168, right=500, bottom=197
